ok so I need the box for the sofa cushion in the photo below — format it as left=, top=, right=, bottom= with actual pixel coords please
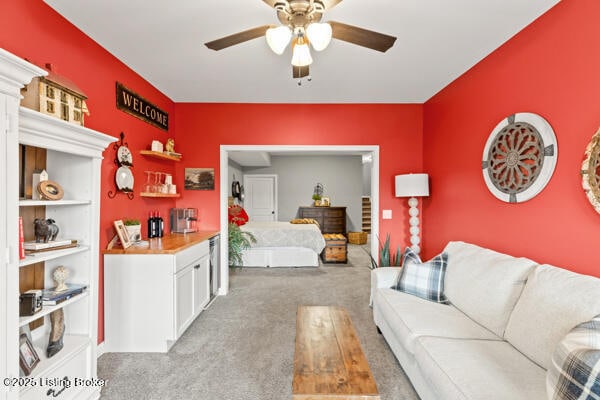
left=374, top=288, right=499, bottom=355
left=392, top=247, right=449, bottom=304
left=414, top=336, right=547, bottom=400
left=443, top=241, right=537, bottom=337
left=505, top=264, right=600, bottom=370
left=547, top=315, right=600, bottom=400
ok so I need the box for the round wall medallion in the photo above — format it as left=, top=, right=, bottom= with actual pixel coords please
left=482, top=112, right=557, bottom=203
left=581, top=127, right=600, bottom=214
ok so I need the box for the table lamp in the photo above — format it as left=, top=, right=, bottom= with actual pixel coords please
left=395, top=173, right=430, bottom=255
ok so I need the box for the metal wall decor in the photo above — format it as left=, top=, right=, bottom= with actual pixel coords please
left=482, top=112, right=557, bottom=203
left=108, top=132, right=134, bottom=200
left=581, top=127, right=600, bottom=214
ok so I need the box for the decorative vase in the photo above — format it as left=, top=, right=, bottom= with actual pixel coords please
left=125, top=224, right=142, bottom=242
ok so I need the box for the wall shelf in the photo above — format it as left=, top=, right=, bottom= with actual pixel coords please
left=140, top=150, right=181, bottom=161
left=140, top=192, right=180, bottom=198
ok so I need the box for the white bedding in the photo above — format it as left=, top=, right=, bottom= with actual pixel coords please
left=240, top=221, right=326, bottom=254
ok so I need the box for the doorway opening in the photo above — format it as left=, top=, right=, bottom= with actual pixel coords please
left=219, top=145, right=380, bottom=295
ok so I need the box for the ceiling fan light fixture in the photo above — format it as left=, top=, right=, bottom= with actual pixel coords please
left=306, top=22, right=332, bottom=51
left=291, top=36, right=313, bottom=67
left=266, top=25, right=292, bottom=55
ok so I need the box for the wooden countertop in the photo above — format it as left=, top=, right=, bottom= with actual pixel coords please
left=102, top=231, right=219, bottom=255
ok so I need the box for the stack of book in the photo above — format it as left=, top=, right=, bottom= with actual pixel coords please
left=24, top=239, right=78, bottom=253
left=42, top=283, right=87, bottom=306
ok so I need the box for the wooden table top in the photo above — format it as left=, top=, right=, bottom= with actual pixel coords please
left=102, top=231, right=219, bottom=255
left=293, top=306, right=380, bottom=400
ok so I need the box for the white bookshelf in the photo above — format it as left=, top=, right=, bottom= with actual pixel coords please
left=0, top=48, right=115, bottom=400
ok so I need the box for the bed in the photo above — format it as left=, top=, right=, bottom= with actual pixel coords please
left=240, top=221, right=326, bottom=267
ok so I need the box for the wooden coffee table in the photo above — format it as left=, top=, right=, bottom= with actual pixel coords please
left=292, top=306, right=380, bottom=399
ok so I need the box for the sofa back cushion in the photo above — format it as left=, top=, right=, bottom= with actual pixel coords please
left=505, top=264, right=600, bottom=370
left=443, top=241, right=537, bottom=337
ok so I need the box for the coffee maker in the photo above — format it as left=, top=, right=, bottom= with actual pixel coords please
left=170, top=208, right=198, bottom=233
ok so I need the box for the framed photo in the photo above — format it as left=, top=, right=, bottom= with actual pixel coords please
left=19, top=333, right=40, bottom=376
left=321, top=196, right=331, bottom=207
left=184, top=168, right=215, bottom=191
left=113, top=220, right=132, bottom=249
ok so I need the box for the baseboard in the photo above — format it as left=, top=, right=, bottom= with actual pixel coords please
left=97, top=341, right=106, bottom=358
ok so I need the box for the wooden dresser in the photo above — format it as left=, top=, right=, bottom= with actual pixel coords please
left=298, top=206, right=346, bottom=234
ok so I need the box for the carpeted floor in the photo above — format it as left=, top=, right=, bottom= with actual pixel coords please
left=98, top=244, right=419, bottom=400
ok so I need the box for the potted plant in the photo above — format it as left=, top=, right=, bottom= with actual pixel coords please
left=228, top=223, right=256, bottom=267
left=312, top=193, right=322, bottom=206
left=366, top=234, right=401, bottom=269
left=123, top=219, right=142, bottom=242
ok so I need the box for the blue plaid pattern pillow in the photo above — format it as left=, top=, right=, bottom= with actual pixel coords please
left=392, top=247, right=449, bottom=304
left=547, top=316, right=600, bottom=400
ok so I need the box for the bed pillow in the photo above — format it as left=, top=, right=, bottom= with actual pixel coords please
left=228, top=205, right=249, bottom=226
left=392, top=247, right=449, bottom=304
left=290, top=218, right=319, bottom=226
left=547, top=315, right=600, bottom=400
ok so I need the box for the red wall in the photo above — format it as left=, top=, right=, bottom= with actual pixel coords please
left=174, top=103, right=423, bottom=244
left=1, top=2, right=177, bottom=342
left=423, top=0, right=599, bottom=275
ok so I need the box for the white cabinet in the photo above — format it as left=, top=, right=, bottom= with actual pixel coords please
left=0, top=48, right=115, bottom=400
left=104, top=236, right=213, bottom=353
left=176, top=255, right=210, bottom=338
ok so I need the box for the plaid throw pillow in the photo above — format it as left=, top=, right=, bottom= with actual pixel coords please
left=547, top=316, right=600, bottom=400
left=392, top=247, right=449, bottom=304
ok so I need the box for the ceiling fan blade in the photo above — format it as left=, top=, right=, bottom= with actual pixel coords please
left=292, top=65, right=310, bottom=78
left=321, top=0, right=344, bottom=10
left=205, top=25, right=274, bottom=51
left=329, top=21, right=396, bottom=53
left=262, top=0, right=278, bottom=8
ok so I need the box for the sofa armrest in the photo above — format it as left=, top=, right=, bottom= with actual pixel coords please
left=370, top=267, right=402, bottom=306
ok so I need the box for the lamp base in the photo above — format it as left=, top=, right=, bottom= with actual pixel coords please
left=408, top=197, right=421, bottom=255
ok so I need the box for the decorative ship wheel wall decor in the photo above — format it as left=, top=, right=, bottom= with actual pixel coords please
left=108, top=132, right=134, bottom=200
left=581, top=127, right=600, bottom=214
left=482, top=112, right=558, bottom=203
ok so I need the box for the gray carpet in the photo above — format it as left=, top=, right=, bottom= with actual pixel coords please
left=98, top=244, right=419, bottom=400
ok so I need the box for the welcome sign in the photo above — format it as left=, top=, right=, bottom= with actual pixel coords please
left=116, top=82, right=169, bottom=131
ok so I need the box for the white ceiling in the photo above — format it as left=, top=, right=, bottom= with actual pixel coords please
left=44, top=0, right=559, bottom=103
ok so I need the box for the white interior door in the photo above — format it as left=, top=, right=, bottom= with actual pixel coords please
left=244, top=174, right=277, bottom=221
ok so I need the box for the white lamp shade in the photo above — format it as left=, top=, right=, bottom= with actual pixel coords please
left=266, top=26, right=292, bottom=55
left=291, top=41, right=313, bottom=66
left=395, top=173, right=430, bottom=197
left=306, top=22, right=332, bottom=51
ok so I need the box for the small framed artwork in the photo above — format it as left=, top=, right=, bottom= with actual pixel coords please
left=19, top=333, right=40, bottom=376
left=113, top=220, right=132, bottom=249
left=185, top=168, right=215, bottom=190
left=321, top=196, right=331, bottom=207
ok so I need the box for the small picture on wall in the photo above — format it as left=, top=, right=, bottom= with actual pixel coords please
left=185, top=168, right=215, bottom=191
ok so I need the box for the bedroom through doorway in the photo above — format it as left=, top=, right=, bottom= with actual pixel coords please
left=219, top=145, right=380, bottom=295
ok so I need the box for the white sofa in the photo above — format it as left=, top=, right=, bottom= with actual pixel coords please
left=371, top=241, right=600, bottom=400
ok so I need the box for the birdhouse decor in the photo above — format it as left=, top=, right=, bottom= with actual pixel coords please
left=21, top=63, right=89, bottom=126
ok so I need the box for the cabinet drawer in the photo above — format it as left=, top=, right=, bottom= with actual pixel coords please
left=175, top=240, right=209, bottom=273
left=324, top=209, right=345, bottom=218
left=324, top=217, right=345, bottom=227
left=299, top=209, right=321, bottom=218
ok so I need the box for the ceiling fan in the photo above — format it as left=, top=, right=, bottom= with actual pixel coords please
left=204, top=0, right=397, bottom=79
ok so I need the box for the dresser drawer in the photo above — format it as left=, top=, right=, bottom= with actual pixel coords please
left=299, top=209, right=322, bottom=218
left=324, top=209, right=345, bottom=218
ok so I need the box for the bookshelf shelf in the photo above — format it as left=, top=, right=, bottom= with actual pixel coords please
left=18, top=291, right=89, bottom=327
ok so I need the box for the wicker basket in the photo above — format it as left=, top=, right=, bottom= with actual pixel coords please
left=347, top=231, right=368, bottom=245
